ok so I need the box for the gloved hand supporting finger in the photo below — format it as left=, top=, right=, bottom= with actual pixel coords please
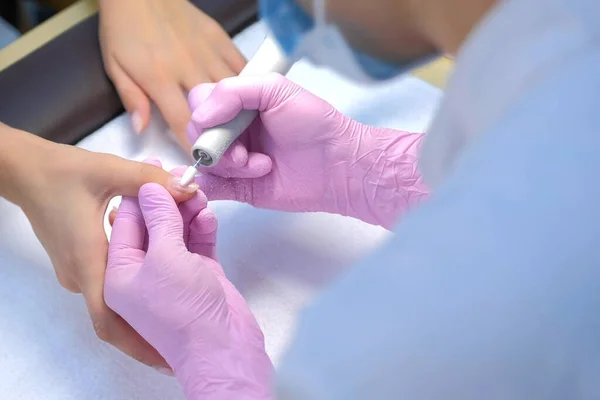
left=138, top=183, right=186, bottom=249
left=83, top=221, right=167, bottom=369
left=106, top=196, right=146, bottom=301
left=188, top=208, right=218, bottom=261
left=168, top=166, right=217, bottom=256
left=109, top=196, right=147, bottom=253
left=178, top=191, right=209, bottom=247
left=87, top=294, right=168, bottom=369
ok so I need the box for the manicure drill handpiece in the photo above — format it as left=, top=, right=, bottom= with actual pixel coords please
left=180, top=35, right=292, bottom=186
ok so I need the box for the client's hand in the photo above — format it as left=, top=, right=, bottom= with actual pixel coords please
left=105, top=183, right=272, bottom=400
left=99, top=0, right=246, bottom=150
left=2, top=127, right=198, bottom=371
left=187, top=73, right=428, bottom=229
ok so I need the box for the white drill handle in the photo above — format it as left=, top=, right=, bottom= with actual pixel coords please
left=190, top=35, right=292, bottom=167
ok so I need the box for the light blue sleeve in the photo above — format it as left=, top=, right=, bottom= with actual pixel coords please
left=275, top=56, right=600, bottom=399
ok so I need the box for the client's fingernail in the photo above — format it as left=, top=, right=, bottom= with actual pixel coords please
left=131, top=111, right=143, bottom=134
left=154, top=367, right=175, bottom=377
left=168, top=176, right=199, bottom=193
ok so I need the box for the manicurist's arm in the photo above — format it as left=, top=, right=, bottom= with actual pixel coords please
left=275, top=69, right=600, bottom=399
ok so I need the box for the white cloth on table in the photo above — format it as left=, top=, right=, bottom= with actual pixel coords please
left=0, top=21, right=441, bottom=400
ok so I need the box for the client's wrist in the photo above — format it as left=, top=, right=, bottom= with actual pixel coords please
left=340, top=122, right=429, bottom=229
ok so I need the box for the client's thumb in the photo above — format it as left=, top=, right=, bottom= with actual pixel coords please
left=105, top=156, right=198, bottom=202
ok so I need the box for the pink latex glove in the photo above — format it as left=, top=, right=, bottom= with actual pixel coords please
left=187, top=73, right=429, bottom=229
left=104, top=182, right=273, bottom=400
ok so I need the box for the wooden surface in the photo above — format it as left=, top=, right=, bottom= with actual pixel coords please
left=0, top=0, right=453, bottom=87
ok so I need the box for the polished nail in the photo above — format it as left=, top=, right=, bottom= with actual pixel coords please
left=168, top=176, right=199, bottom=193
left=131, top=111, right=143, bottom=134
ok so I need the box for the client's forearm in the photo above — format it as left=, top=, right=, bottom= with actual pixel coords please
left=0, top=123, right=44, bottom=205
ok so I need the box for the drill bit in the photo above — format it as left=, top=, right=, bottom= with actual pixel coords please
left=179, top=158, right=202, bottom=187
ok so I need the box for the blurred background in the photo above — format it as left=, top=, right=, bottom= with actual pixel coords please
left=0, top=0, right=75, bottom=49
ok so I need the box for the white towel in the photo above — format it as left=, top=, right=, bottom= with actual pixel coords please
left=0, top=21, right=441, bottom=400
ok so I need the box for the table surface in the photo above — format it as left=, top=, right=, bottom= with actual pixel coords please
left=0, top=0, right=454, bottom=87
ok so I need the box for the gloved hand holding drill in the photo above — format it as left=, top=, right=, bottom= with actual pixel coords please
left=186, top=73, right=429, bottom=229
